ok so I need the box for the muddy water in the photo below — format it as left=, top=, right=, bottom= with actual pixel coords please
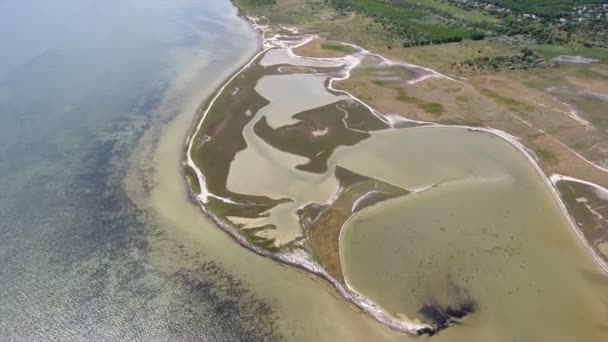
left=255, top=74, right=347, bottom=128
left=339, top=128, right=608, bottom=340
left=226, top=74, right=344, bottom=243
left=556, top=179, right=608, bottom=263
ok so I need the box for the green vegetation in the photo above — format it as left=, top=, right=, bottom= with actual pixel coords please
left=536, top=148, right=559, bottom=166
left=396, top=90, right=445, bottom=115
left=248, top=0, right=276, bottom=5
left=206, top=197, right=231, bottom=217
left=395, top=91, right=423, bottom=104
left=532, top=45, right=608, bottom=63
left=454, top=0, right=606, bottom=19
left=327, top=0, right=608, bottom=48
left=320, top=43, right=357, bottom=54
left=371, top=79, right=387, bottom=87
left=447, top=0, right=608, bottom=46
left=329, top=0, right=476, bottom=46
left=419, top=102, right=446, bottom=115
left=239, top=0, right=607, bottom=73
left=453, top=47, right=558, bottom=72
left=307, top=166, right=410, bottom=282
left=183, top=165, right=201, bottom=194
left=401, top=0, right=498, bottom=23
left=206, top=198, right=283, bottom=252
left=480, top=88, right=533, bottom=112
left=241, top=226, right=281, bottom=252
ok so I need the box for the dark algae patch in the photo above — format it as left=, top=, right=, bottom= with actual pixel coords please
left=417, top=298, right=477, bottom=336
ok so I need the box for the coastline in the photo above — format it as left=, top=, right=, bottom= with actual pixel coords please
left=181, top=2, right=608, bottom=336
left=180, top=9, right=431, bottom=334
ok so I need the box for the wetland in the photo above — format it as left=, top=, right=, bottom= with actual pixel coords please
left=184, top=15, right=608, bottom=339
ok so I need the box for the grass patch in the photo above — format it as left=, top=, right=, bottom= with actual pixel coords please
left=206, top=197, right=231, bottom=217
left=371, top=79, right=388, bottom=87
left=183, top=165, right=201, bottom=195
left=241, top=226, right=281, bottom=253
left=456, top=95, right=470, bottom=103
left=419, top=102, right=446, bottom=115
left=399, top=40, right=517, bottom=71
left=320, top=43, right=357, bottom=55
left=399, top=0, right=498, bottom=23
left=396, top=91, right=423, bottom=104
left=236, top=0, right=318, bottom=25
left=335, top=0, right=473, bottom=46
left=480, top=88, right=533, bottom=112
left=396, top=90, right=444, bottom=115
left=536, top=148, right=559, bottom=166
left=309, top=207, right=349, bottom=282
left=532, top=45, right=608, bottom=63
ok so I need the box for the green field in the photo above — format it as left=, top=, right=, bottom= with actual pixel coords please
left=400, top=0, right=498, bottom=23
left=320, top=43, right=357, bottom=55
left=328, top=0, right=607, bottom=47
left=532, top=45, right=608, bottom=63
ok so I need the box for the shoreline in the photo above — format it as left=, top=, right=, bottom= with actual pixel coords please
left=181, top=6, right=608, bottom=336
left=181, top=11, right=431, bottom=335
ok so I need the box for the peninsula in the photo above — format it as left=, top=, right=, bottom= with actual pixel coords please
left=184, top=0, right=608, bottom=337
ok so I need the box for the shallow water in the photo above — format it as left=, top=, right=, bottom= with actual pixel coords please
left=6, top=1, right=606, bottom=340
left=0, top=0, right=283, bottom=339
left=556, top=179, right=608, bottom=262
left=255, top=74, right=347, bottom=128
left=225, top=73, right=345, bottom=243
left=340, top=128, right=608, bottom=340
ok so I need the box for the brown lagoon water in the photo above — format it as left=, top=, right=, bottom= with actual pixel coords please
left=338, top=127, right=608, bottom=340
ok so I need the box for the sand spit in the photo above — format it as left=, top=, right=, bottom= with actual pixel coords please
left=550, top=174, right=608, bottom=272
left=551, top=174, right=608, bottom=200
left=183, top=16, right=432, bottom=334
left=184, top=15, right=608, bottom=335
